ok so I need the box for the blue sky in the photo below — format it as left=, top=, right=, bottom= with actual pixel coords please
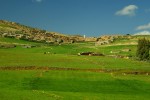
left=1, top=0, right=150, bottom=36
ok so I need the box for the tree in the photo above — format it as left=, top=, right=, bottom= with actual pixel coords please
left=136, top=38, right=150, bottom=61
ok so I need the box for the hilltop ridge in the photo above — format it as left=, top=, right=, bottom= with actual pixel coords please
left=0, top=20, right=98, bottom=44
left=1, top=20, right=149, bottom=46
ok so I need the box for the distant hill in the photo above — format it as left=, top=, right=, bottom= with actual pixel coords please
left=2, top=20, right=145, bottom=45
left=0, top=20, right=94, bottom=44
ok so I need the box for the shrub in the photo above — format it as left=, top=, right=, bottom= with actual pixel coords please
left=136, top=38, right=150, bottom=61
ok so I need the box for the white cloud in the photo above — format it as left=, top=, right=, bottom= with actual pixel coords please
left=115, top=5, right=138, bottom=16
left=134, top=31, right=150, bottom=35
left=136, top=23, right=150, bottom=30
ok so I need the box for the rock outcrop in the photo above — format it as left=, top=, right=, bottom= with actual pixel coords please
left=0, top=20, right=97, bottom=44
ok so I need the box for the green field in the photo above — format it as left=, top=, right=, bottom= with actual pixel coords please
left=1, top=70, right=150, bottom=100
left=0, top=37, right=150, bottom=100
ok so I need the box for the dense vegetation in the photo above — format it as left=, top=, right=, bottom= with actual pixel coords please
left=136, top=38, right=150, bottom=61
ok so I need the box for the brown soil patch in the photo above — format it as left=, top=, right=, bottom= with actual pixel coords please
left=0, top=66, right=104, bottom=72
left=0, top=66, right=150, bottom=75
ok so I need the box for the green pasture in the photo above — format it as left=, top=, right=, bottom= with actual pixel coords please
left=0, top=45, right=150, bottom=70
left=0, top=70, right=150, bottom=100
left=0, top=37, right=44, bottom=45
left=0, top=37, right=150, bottom=100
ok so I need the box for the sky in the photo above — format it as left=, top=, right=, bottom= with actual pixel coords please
left=1, top=0, right=150, bottom=36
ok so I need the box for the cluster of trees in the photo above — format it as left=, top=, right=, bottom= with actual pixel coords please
left=136, top=38, right=150, bottom=61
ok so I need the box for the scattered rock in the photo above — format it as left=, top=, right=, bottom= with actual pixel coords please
left=121, top=49, right=131, bottom=52
left=0, top=44, right=16, bottom=48
left=78, top=52, right=104, bottom=56
left=22, top=45, right=36, bottom=48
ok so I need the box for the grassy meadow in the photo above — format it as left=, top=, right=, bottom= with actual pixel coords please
left=0, top=70, right=150, bottom=100
left=1, top=70, right=150, bottom=100
left=0, top=37, right=150, bottom=100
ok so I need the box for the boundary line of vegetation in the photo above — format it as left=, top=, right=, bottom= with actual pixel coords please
left=0, top=66, right=150, bottom=75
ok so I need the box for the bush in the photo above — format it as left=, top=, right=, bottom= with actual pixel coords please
left=136, top=38, right=150, bottom=61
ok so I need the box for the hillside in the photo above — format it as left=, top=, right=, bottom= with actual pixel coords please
left=0, top=20, right=93, bottom=44
left=2, top=20, right=149, bottom=46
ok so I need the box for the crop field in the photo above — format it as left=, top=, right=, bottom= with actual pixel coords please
left=0, top=37, right=150, bottom=100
